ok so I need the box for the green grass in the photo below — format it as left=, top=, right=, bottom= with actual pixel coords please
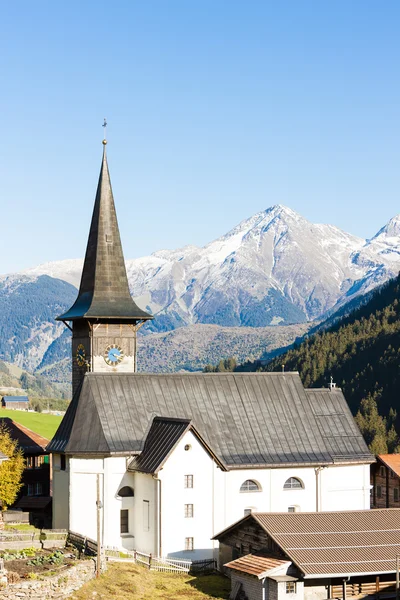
left=4, top=524, right=39, bottom=532
left=68, top=563, right=230, bottom=600
left=0, top=409, right=62, bottom=440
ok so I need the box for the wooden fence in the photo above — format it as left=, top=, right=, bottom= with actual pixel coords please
left=190, top=558, right=217, bottom=574
left=104, top=546, right=191, bottom=574
left=332, top=580, right=398, bottom=599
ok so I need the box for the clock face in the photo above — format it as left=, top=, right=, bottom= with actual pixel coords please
left=104, top=344, right=124, bottom=366
left=76, top=344, right=86, bottom=367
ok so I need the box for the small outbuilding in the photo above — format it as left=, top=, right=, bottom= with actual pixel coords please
left=1, top=396, right=29, bottom=410
left=213, top=509, right=400, bottom=600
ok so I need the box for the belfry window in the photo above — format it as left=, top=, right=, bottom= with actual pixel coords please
left=284, top=477, right=304, bottom=490
left=240, top=480, right=261, bottom=493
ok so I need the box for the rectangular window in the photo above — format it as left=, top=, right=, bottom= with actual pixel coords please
left=377, top=485, right=382, bottom=498
left=27, top=483, right=34, bottom=496
left=120, top=509, right=129, bottom=534
left=395, top=488, right=399, bottom=502
left=184, top=475, right=193, bottom=488
left=184, top=504, right=194, bottom=518
left=26, top=456, right=34, bottom=469
left=286, top=582, right=297, bottom=594
left=380, top=466, right=385, bottom=477
left=185, top=537, right=194, bottom=551
left=35, top=482, right=43, bottom=496
left=60, top=455, right=66, bottom=471
left=143, top=500, right=150, bottom=532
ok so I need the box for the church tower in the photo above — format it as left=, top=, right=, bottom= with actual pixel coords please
left=57, top=140, right=153, bottom=395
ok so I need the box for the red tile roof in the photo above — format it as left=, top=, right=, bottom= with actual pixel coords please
left=378, top=454, right=400, bottom=478
left=224, top=554, right=291, bottom=579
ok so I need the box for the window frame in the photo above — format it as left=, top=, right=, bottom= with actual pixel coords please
left=283, top=477, right=304, bottom=490
left=377, top=485, right=382, bottom=498
left=184, top=474, right=193, bottom=489
left=120, top=509, right=129, bottom=534
left=143, top=500, right=150, bottom=532
left=185, top=537, right=194, bottom=551
left=394, top=488, right=399, bottom=502
left=35, top=482, right=43, bottom=496
left=184, top=504, right=194, bottom=518
left=27, top=483, right=34, bottom=496
left=286, top=582, right=297, bottom=594
left=240, top=479, right=262, bottom=493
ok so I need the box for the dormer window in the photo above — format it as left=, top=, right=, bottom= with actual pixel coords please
left=240, top=480, right=262, bottom=493
left=284, top=477, right=304, bottom=490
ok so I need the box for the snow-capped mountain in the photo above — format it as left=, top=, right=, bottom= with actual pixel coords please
left=2, top=205, right=400, bottom=377
left=16, top=205, right=400, bottom=327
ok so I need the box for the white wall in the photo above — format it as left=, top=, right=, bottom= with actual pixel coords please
left=158, top=430, right=217, bottom=560
left=58, top=447, right=371, bottom=561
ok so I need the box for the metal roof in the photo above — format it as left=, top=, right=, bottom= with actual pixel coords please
left=128, top=417, right=191, bottom=473
left=47, top=372, right=373, bottom=468
left=57, top=144, right=152, bottom=323
left=217, top=509, right=400, bottom=578
left=2, top=396, right=29, bottom=402
left=224, top=553, right=291, bottom=579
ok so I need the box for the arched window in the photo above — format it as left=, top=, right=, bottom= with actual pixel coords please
left=283, top=477, right=304, bottom=490
left=118, top=486, right=134, bottom=497
left=240, top=480, right=262, bottom=493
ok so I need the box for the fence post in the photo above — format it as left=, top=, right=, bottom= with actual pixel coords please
left=149, top=553, right=152, bottom=570
left=134, top=550, right=137, bottom=563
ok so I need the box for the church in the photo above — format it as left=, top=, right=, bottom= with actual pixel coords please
left=48, top=140, right=374, bottom=561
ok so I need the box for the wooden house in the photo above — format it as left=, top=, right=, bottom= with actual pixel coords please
left=214, top=509, right=400, bottom=600
left=1, top=396, right=29, bottom=410
left=371, top=454, right=400, bottom=508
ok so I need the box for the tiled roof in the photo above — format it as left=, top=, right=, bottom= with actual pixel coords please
left=378, top=454, right=400, bottom=478
left=0, top=418, right=49, bottom=453
left=251, top=510, right=400, bottom=577
left=224, top=553, right=291, bottom=579
left=47, top=372, right=373, bottom=469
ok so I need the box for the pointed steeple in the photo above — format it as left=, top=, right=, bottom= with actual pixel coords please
left=58, top=142, right=152, bottom=322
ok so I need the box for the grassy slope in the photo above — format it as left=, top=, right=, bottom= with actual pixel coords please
left=68, top=563, right=230, bottom=600
left=0, top=409, right=62, bottom=440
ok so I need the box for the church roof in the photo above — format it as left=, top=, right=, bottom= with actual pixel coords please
left=47, top=372, right=373, bottom=468
left=57, top=143, right=152, bottom=322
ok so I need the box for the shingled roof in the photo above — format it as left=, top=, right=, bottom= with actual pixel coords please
left=57, top=143, right=152, bottom=323
left=218, top=509, right=400, bottom=578
left=47, top=372, right=373, bottom=468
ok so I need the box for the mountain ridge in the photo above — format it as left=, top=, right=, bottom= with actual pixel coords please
left=2, top=205, right=400, bottom=390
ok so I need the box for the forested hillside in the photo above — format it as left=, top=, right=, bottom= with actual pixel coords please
left=264, top=273, right=400, bottom=420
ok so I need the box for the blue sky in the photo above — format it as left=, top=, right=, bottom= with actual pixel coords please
left=0, top=1, right=399, bottom=272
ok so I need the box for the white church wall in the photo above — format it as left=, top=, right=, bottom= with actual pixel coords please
left=320, top=464, right=371, bottom=511
left=103, top=457, right=135, bottom=550
left=69, top=457, right=103, bottom=541
left=131, top=472, right=156, bottom=554
left=158, top=430, right=216, bottom=560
